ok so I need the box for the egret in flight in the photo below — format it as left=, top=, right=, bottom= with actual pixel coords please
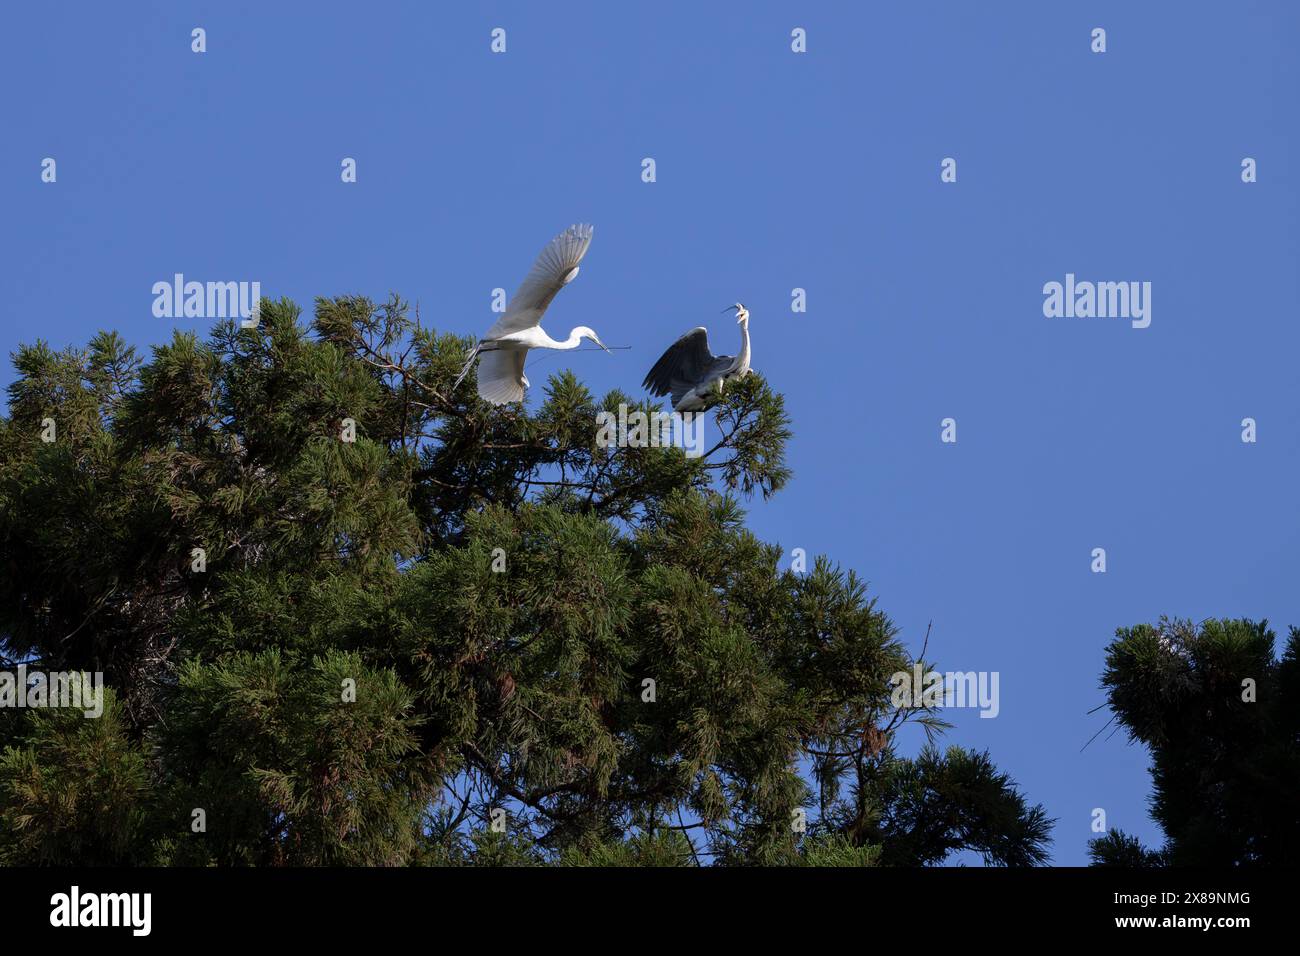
left=455, top=223, right=610, bottom=405
left=643, top=304, right=752, bottom=411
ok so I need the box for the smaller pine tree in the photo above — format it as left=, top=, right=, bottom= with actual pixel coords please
left=1090, top=617, right=1300, bottom=866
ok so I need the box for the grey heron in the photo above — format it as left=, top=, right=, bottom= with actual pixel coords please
left=454, top=223, right=610, bottom=405
left=642, top=304, right=752, bottom=411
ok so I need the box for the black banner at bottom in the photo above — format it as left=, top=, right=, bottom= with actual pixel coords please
left=0, top=865, right=1279, bottom=940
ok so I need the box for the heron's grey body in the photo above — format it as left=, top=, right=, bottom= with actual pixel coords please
left=643, top=305, right=752, bottom=411
left=455, top=223, right=609, bottom=405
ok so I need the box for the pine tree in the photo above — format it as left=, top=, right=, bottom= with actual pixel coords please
left=1089, top=617, right=1300, bottom=866
left=0, top=296, right=1051, bottom=866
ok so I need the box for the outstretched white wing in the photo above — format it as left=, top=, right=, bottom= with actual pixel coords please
left=476, top=349, right=527, bottom=405
left=485, top=223, right=593, bottom=338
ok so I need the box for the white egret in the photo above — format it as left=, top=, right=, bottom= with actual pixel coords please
left=642, top=303, right=752, bottom=411
left=454, top=223, right=610, bottom=405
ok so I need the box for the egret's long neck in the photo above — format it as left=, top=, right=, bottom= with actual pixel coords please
left=737, top=321, right=752, bottom=373
left=533, top=328, right=581, bottom=350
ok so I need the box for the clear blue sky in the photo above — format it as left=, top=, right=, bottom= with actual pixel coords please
left=3, top=1, right=1297, bottom=865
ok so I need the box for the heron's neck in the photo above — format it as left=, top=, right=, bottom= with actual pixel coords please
left=737, top=322, right=751, bottom=372
left=533, top=328, right=582, bottom=350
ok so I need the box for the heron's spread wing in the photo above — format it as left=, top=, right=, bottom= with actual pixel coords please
left=486, top=223, right=593, bottom=338
left=477, top=348, right=527, bottom=405
left=643, top=327, right=734, bottom=406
